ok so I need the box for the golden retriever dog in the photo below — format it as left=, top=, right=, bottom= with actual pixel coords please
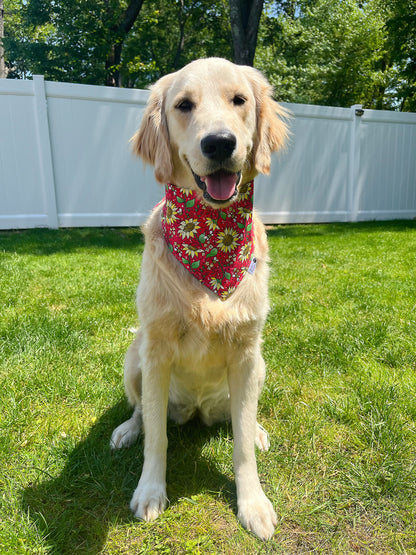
left=111, top=58, right=288, bottom=540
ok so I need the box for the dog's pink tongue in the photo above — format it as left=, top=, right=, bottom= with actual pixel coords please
left=204, top=171, right=238, bottom=200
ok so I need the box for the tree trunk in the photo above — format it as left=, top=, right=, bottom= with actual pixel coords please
left=172, top=0, right=186, bottom=70
left=0, top=0, right=7, bottom=78
left=105, top=0, right=145, bottom=86
left=229, top=0, right=264, bottom=66
left=105, top=41, right=123, bottom=87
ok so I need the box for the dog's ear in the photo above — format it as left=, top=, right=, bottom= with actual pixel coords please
left=245, top=67, right=289, bottom=175
left=131, top=75, right=174, bottom=184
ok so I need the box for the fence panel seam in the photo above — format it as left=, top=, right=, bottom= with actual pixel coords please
left=33, top=75, right=58, bottom=229
left=348, top=105, right=363, bottom=222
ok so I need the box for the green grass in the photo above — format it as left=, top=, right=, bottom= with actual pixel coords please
left=1, top=222, right=416, bottom=554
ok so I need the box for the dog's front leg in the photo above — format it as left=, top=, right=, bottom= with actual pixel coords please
left=130, top=338, right=171, bottom=522
left=228, top=349, right=277, bottom=540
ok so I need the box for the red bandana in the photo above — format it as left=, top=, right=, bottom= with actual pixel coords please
left=160, top=181, right=256, bottom=300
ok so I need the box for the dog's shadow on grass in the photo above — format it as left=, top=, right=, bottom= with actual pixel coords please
left=22, top=400, right=236, bottom=554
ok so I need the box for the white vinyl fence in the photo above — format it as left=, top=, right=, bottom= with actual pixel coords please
left=1, top=76, right=416, bottom=229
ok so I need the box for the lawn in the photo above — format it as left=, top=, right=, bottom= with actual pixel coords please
left=1, top=221, right=416, bottom=554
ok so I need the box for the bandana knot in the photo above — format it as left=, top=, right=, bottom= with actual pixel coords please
left=161, top=181, right=255, bottom=300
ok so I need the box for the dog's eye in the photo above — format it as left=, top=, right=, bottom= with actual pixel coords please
left=232, top=95, right=246, bottom=106
left=176, top=99, right=194, bottom=113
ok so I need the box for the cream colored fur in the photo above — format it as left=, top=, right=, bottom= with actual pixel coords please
left=110, top=58, right=288, bottom=540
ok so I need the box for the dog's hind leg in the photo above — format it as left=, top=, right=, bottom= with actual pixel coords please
left=255, top=422, right=270, bottom=452
left=110, top=406, right=142, bottom=449
left=110, top=331, right=143, bottom=449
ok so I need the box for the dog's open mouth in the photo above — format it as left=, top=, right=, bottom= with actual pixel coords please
left=193, top=170, right=242, bottom=203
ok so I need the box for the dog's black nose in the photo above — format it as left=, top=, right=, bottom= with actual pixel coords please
left=201, top=132, right=236, bottom=162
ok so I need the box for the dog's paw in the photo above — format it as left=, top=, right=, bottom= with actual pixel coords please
left=130, top=482, right=168, bottom=522
left=110, top=418, right=141, bottom=449
left=255, top=423, right=270, bottom=452
left=237, top=492, right=277, bottom=540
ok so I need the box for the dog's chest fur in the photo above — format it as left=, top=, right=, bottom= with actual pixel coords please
left=136, top=201, right=269, bottom=424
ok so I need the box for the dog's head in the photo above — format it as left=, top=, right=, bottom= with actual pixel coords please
left=132, top=58, right=288, bottom=206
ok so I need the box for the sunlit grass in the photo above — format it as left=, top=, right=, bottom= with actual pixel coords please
left=1, top=222, right=415, bottom=553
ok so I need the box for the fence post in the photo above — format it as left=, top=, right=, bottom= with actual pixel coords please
left=348, top=104, right=363, bottom=222
left=33, top=75, right=58, bottom=229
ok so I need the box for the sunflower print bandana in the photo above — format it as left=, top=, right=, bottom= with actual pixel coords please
left=161, top=181, right=255, bottom=300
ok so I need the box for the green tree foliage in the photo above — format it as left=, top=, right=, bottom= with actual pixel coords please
left=3, top=0, right=231, bottom=87
left=4, top=0, right=145, bottom=85
left=2, top=0, right=415, bottom=110
left=255, top=0, right=415, bottom=110
left=255, top=0, right=388, bottom=107
left=384, top=0, right=416, bottom=111
left=121, top=0, right=232, bottom=87
left=2, top=0, right=29, bottom=78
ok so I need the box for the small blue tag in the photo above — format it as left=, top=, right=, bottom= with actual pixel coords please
left=247, top=257, right=257, bottom=274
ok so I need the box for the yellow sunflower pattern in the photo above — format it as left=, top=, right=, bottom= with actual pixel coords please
left=161, top=181, right=255, bottom=300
